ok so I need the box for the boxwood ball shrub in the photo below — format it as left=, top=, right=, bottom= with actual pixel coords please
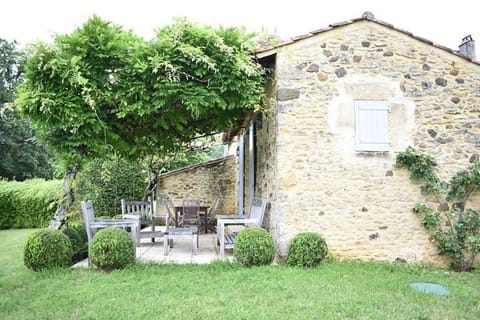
left=62, top=224, right=88, bottom=263
left=234, top=227, right=275, bottom=267
left=90, top=228, right=135, bottom=271
left=23, top=228, right=73, bottom=271
left=286, top=232, right=328, bottom=268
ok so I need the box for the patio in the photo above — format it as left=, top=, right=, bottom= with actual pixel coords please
left=73, top=232, right=234, bottom=268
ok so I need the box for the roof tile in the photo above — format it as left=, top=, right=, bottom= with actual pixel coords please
left=255, top=12, right=479, bottom=66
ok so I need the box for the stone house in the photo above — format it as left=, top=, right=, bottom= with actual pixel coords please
left=236, top=12, right=480, bottom=265
left=156, top=156, right=238, bottom=214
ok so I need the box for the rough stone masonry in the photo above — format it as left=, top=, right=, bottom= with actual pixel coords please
left=254, top=19, right=480, bottom=266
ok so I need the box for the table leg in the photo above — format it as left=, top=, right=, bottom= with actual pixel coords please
left=204, top=213, right=208, bottom=234
left=151, top=221, right=155, bottom=243
left=163, top=235, right=168, bottom=255
left=193, top=233, right=197, bottom=255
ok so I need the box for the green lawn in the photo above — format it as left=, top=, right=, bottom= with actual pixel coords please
left=1, top=229, right=479, bottom=319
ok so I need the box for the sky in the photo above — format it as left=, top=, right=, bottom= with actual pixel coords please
left=1, top=0, right=478, bottom=54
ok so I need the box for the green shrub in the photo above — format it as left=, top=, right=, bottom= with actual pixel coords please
left=90, top=228, right=135, bottom=271
left=234, top=227, right=275, bottom=267
left=23, top=228, right=73, bottom=271
left=75, top=157, right=147, bottom=218
left=0, top=179, right=62, bottom=229
left=62, top=223, right=88, bottom=263
left=286, top=232, right=329, bottom=268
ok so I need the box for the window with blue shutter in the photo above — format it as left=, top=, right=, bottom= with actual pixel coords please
left=354, top=100, right=390, bottom=152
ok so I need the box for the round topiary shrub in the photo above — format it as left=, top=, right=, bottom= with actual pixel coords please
left=62, top=224, right=88, bottom=263
left=23, top=228, right=73, bottom=271
left=286, top=232, right=328, bottom=268
left=90, top=227, right=134, bottom=271
left=234, top=227, right=275, bottom=267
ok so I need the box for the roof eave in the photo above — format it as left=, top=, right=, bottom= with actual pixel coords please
left=254, top=13, right=480, bottom=66
left=256, top=48, right=277, bottom=59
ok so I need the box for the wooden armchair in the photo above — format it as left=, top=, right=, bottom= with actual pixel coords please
left=121, top=198, right=164, bottom=243
left=158, top=194, right=199, bottom=255
left=179, top=198, right=201, bottom=228
left=81, top=200, right=140, bottom=266
left=217, top=199, right=268, bottom=257
left=201, top=197, right=220, bottom=233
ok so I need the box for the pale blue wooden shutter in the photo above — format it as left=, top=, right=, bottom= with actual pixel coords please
left=354, top=100, right=390, bottom=152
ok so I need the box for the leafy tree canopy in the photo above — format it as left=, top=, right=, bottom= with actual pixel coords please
left=17, top=16, right=265, bottom=167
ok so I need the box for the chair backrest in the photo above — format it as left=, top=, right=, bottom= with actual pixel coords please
left=183, top=199, right=200, bottom=219
left=121, top=199, right=152, bottom=221
left=246, top=199, right=268, bottom=227
left=156, top=193, right=173, bottom=229
left=81, top=200, right=95, bottom=224
left=207, top=197, right=220, bottom=219
left=157, top=193, right=172, bottom=215
left=80, top=200, right=95, bottom=243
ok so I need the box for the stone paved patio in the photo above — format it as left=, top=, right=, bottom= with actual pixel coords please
left=73, top=232, right=234, bottom=268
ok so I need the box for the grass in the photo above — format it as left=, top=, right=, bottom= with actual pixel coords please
left=1, top=229, right=479, bottom=319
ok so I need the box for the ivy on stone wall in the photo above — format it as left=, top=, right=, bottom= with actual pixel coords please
left=396, top=146, right=480, bottom=272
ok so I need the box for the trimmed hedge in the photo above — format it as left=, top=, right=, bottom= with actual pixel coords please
left=286, top=232, right=329, bottom=268
left=234, top=227, right=275, bottom=267
left=0, top=179, right=62, bottom=229
left=23, top=228, right=73, bottom=271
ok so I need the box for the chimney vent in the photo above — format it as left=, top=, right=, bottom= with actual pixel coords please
left=458, top=35, right=476, bottom=60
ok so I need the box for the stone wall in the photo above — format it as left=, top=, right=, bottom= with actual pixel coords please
left=156, top=156, right=238, bottom=214
left=255, top=73, right=280, bottom=231
left=257, top=20, right=480, bottom=266
left=243, top=130, right=252, bottom=214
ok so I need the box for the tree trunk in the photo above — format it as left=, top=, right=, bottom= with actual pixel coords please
left=48, top=167, right=78, bottom=229
left=143, top=177, right=157, bottom=201
left=142, top=156, right=167, bottom=201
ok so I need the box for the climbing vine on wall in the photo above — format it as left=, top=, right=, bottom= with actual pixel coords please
left=396, top=146, right=480, bottom=271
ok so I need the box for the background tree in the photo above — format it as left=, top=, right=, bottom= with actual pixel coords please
left=0, top=38, right=21, bottom=103
left=0, top=38, right=53, bottom=181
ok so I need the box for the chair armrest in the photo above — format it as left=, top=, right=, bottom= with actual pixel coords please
left=216, top=214, right=242, bottom=220
left=217, top=217, right=261, bottom=234
left=217, top=218, right=259, bottom=249
left=90, top=218, right=139, bottom=229
left=218, top=218, right=257, bottom=226
left=123, top=214, right=141, bottom=221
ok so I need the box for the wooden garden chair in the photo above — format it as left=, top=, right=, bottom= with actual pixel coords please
left=121, top=198, right=164, bottom=243
left=179, top=198, right=201, bottom=228
left=200, top=197, right=221, bottom=233
left=158, top=194, right=199, bottom=255
left=217, top=199, right=268, bottom=257
left=81, top=200, right=140, bottom=266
